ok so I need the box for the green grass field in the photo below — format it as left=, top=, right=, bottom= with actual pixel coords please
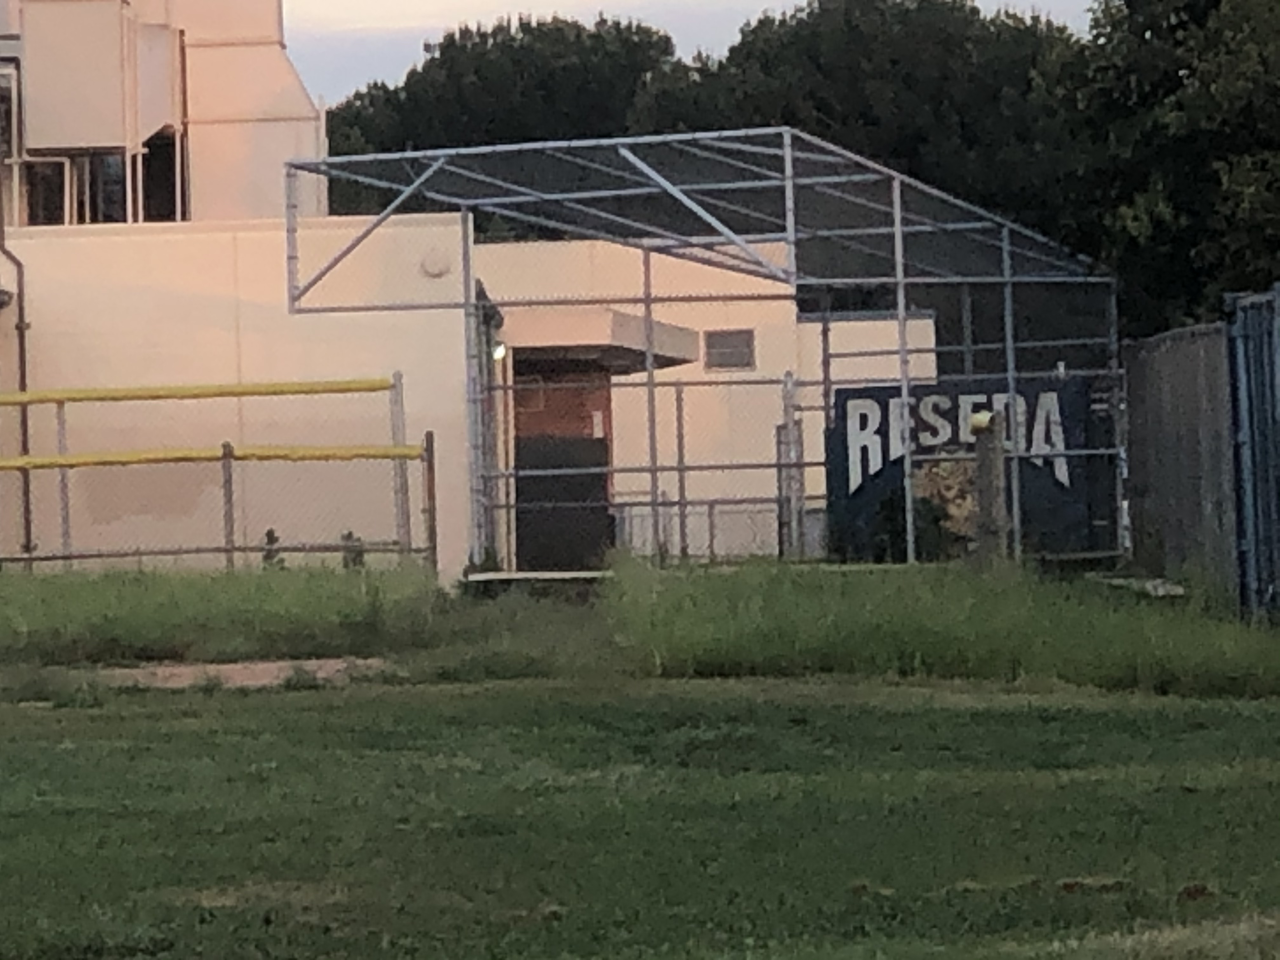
left=0, top=561, right=1274, bottom=699
left=4, top=677, right=1280, bottom=959
left=3, top=562, right=1280, bottom=958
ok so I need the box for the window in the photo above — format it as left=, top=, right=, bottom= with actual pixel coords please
left=87, top=153, right=126, bottom=224
left=25, top=161, right=65, bottom=225
left=704, top=329, right=755, bottom=371
left=514, top=376, right=545, bottom=413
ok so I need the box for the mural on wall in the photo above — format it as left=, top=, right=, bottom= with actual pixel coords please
left=825, top=376, right=1094, bottom=560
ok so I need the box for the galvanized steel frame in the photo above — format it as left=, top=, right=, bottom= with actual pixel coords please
left=285, top=127, right=1119, bottom=568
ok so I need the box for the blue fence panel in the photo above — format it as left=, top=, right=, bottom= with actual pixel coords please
left=1230, top=284, right=1280, bottom=617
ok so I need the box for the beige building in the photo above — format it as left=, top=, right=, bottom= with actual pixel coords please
left=0, top=0, right=937, bottom=580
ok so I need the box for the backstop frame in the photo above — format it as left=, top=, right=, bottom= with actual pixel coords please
left=285, top=127, right=1121, bottom=568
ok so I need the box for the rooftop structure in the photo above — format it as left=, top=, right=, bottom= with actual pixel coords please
left=0, top=0, right=325, bottom=227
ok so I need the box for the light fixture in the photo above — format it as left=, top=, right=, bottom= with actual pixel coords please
left=491, top=341, right=508, bottom=362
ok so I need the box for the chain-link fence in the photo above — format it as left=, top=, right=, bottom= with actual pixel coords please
left=480, top=311, right=1123, bottom=572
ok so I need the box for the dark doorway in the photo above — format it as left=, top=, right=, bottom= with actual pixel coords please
left=515, top=436, right=615, bottom=571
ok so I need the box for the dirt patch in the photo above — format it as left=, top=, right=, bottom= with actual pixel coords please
left=91, top=657, right=386, bottom=691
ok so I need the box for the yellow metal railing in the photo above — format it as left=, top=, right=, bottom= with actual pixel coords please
left=0, top=377, right=395, bottom=407
left=0, top=445, right=422, bottom=472
left=0, top=373, right=437, bottom=574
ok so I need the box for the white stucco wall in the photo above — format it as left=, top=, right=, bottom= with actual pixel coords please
left=0, top=213, right=471, bottom=579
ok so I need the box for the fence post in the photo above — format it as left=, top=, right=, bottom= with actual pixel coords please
left=675, top=383, right=688, bottom=559
left=220, top=441, right=236, bottom=572
left=794, top=400, right=807, bottom=560
left=389, top=371, right=412, bottom=562
left=972, top=410, right=1009, bottom=570
left=781, top=372, right=803, bottom=559
left=1000, top=226, right=1023, bottom=562
left=775, top=424, right=789, bottom=558
left=708, top=501, right=717, bottom=563
left=421, top=431, right=438, bottom=579
left=642, top=249, right=661, bottom=566
left=56, top=401, right=71, bottom=569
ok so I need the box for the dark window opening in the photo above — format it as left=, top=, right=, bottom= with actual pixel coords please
left=25, top=162, right=64, bottom=225
left=142, top=130, right=177, bottom=222
left=90, top=153, right=126, bottom=223
left=0, top=87, right=14, bottom=162
left=704, top=329, right=756, bottom=371
left=73, top=152, right=126, bottom=224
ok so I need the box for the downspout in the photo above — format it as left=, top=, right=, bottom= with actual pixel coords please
left=0, top=54, right=31, bottom=560
left=0, top=176, right=32, bottom=561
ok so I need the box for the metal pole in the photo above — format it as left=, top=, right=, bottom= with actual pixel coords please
left=134, top=153, right=144, bottom=224
left=123, top=148, right=134, bottom=225
left=892, top=178, right=917, bottom=563
left=821, top=310, right=834, bottom=429
left=389, top=370, right=412, bottom=561
left=675, top=383, right=688, bottom=559
left=1002, top=227, right=1023, bottom=562
left=776, top=422, right=789, bottom=558
left=482, top=319, right=501, bottom=559
left=643, top=248, right=661, bottom=563
left=708, top=501, right=717, bottom=563
left=1108, top=281, right=1129, bottom=557
left=1233, top=320, right=1260, bottom=616
left=421, top=431, right=438, bottom=579
left=661, top=490, right=673, bottom=561
left=461, top=209, right=487, bottom=565
left=56, top=402, right=71, bottom=568
left=500, top=353, right=514, bottom=570
left=782, top=129, right=799, bottom=284
left=220, top=441, right=236, bottom=572
left=795, top=402, right=806, bottom=559
left=285, top=166, right=300, bottom=311
left=783, top=371, right=803, bottom=559
left=961, top=284, right=975, bottom=377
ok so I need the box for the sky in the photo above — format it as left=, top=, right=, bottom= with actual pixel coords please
left=283, top=0, right=1095, bottom=105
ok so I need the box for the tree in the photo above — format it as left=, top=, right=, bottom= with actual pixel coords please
left=328, top=16, right=675, bottom=154
left=1078, top=0, right=1280, bottom=331
left=1183, top=0, right=1280, bottom=301
left=629, top=0, right=1087, bottom=239
left=326, top=16, right=677, bottom=217
left=323, top=0, right=1280, bottom=334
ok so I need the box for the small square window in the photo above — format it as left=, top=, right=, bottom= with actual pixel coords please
left=514, top=376, right=545, bottom=412
left=704, top=329, right=755, bottom=371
